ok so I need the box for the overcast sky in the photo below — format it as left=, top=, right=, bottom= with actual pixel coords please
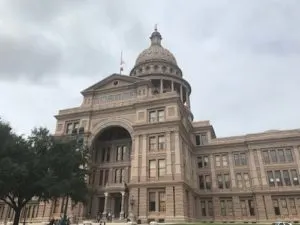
left=0, top=0, right=299, bottom=137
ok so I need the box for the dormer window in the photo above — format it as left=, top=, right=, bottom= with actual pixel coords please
left=195, top=133, right=208, bottom=146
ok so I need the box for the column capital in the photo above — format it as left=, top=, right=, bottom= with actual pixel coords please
left=121, top=191, right=125, bottom=196
left=104, top=192, right=108, bottom=197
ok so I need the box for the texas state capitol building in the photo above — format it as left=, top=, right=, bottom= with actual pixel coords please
left=2, top=28, right=300, bottom=224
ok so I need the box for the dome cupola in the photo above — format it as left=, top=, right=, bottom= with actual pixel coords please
left=130, top=26, right=182, bottom=77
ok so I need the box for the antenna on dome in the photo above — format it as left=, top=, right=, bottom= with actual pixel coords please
left=154, top=24, right=158, bottom=31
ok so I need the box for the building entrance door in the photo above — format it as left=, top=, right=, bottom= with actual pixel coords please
left=114, top=196, right=121, bottom=218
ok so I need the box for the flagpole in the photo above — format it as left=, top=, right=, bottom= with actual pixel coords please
left=120, top=51, right=123, bottom=75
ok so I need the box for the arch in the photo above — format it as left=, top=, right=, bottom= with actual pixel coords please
left=89, top=118, right=134, bottom=146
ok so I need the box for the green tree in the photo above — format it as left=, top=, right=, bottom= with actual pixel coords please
left=0, top=120, right=89, bottom=225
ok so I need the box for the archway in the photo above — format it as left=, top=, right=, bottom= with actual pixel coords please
left=89, top=125, right=132, bottom=220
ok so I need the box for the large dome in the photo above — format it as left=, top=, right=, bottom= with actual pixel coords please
left=134, top=29, right=177, bottom=66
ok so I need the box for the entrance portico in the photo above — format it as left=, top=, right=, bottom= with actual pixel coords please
left=100, top=191, right=127, bottom=220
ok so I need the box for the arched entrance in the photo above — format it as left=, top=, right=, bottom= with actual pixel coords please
left=89, top=125, right=132, bottom=220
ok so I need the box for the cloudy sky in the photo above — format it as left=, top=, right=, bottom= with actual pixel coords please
left=0, top=0, right=299, bottom=137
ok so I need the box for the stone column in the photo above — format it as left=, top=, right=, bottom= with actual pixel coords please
left=186, top=90, right=190, bottom=108
left=257, top=150, right=268, bottom=186
left=120, top=192, right=125, bottom=220
left=160, top=79, right=163, bottom=93
left=171, top=81, right=174, bottom=91
left=103, top=192, right=108, bottom=218
left=248, top=149, right=259, bottom=187
left=228, top=152, right=236, bottom=188
left=180, top=85, right=183, bottom=101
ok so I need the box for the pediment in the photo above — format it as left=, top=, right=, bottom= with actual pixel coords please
left=81, top=73, right=146, bottom=94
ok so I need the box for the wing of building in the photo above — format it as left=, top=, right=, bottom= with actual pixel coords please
left=1, top=28, right=300, bottom=224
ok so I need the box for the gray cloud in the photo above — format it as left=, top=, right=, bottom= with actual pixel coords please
left=0, top=0, right=300, bottom=137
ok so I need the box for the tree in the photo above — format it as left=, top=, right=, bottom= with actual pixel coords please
left=0, top=119, right=89, bottom=225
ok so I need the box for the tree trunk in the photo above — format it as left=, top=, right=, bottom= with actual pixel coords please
left=13, top=207, right=21, bottom=225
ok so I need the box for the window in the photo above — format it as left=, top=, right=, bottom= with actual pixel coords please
left=267, top=171, right=275, bottom=187
left=0, top=205, right=5, bottom=219
left=278, top=149, right=285, bottom=162
left=159, top=192, right=166, bottom=212
left=197, top=155, right=209, bottom=168
left=149, top=160, right=156, bottom=178
left=116, top=146, right=126, bottom=161
left=217, top=174, right=230, bottom=189
left=285, top=149, right=293, bottom=162
left=262, top=148, right=294, bottom=164
left=215, top=155, right=221, bottom=167
left=149, top=109, right=165, bottom=123
left=195, top=133, right=208, bottom=146
left=201, top=201, right=206, bottom=216
left=236, top=173, right=243, bottom=188
left=262, top=151, right=270, bottom=164
left=274, top=170, right=283, bottom=186
left=291, top=169, right=299, bottom=185
left=244, top=173, right=250, bottom=188
left=222, top=155, right=228, bottom=167
left=149, top=137, right=156, bottom=151
left=149, top=192, right=156, bottom=212
left=158, top=159, right=166, bottom=177
left=220, top=199, right=233, bottom=216
left=240, top=200, right=247, bottom=216
left=148, top=190, right=166, bottom=212
left=158, top=136, right=165, bottom=150
left=208, top=200, right=213, bottom=216
left=104, top=170, right=109, bottom=185
left=102, top=147, right=111, bottom=162
left=234, top=152, right=247, bottom=166
left=149, top=135, right=165, bottom=151
left=199, top=175, right=211, bottom=190
left=215, top=154, right=228, bottom=167
left=99, top=170, right=103, bottom=185
left=273, top=197, right=299, bottom=216
left=114, top=168, right=124, bottom=183
left=65, top=121, right=80, bottom=134
left=283, top=170, right=291, bottom=186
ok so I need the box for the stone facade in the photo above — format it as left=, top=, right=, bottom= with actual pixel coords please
left=1, top=28, right=300, bottom=224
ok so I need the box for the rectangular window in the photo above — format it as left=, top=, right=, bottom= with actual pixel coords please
left=236, top=173, right=243, bottom=188
left=234, top=152, right=247, bottom=166
left=159, top=192, right=166, bottom=212
left=274, top=170, right=283, bottom=186
left=289, top=198, right=297, bottom=215
left=220, top=200, right=226, bottom=216
left=195, top=135, right=200, bottom=146
left=224, top=174, right=230, bottom=189
left=217, top=174, right=223, bottom=189
left=240, top=200, right=247, bottom=216
left=208, top=200, right=213, bottom=216
left=285, top=149, right=293, bottom=162
left=215, top=155, right=221, bottom=167
left=149, top=192, right=156, bottom=212
left=149, top=137, right=156, bottom=151
left=99, top=170, right=103, bottom=186
left=66, top=123, right=73, bottom=134
left=200, top=133, right=208, bottom=145
left=149, top=111, right=157, bottom=123
left=106, top=147, right=111, bottom=162
left=291, top=169, right=299, bottom=185
left=158, top=135, right=165, bottom=150
left=281, top=199, right=288, bottom=215
left=267, top=171, right=275, bottom=187
left=205, top=175, right=211, bottom=190
left=222, top=155, right=228, bottom=167
left=244, top=173, right=250, bottom=188
left=121, top=146, right=127, bottom=160
left=158, top=159, right=166, bottom=177
left=249, top=200, right=255, bottom=216
left=201, top=201, right=206, bottom=216
left=116, top=146, right=122, bottom=161
left=283, top=170, right=291, bottom=186
left=199, top=175, right=205, bottom=189
left=149, top=160, right=156, bottom=178
left=270, top=150, right=277, bottom=163
left=158, top=110, right=165, bottom=122
left=278, top=149, right=285, bottom=162
left=198, top=156, right=209, bottom=168
left=104, top=170, right=109, bottom=185
left=262, top=151, right=270, bottom=164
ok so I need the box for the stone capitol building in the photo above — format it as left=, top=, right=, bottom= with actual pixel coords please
left=1, top=28, right=300, bottom=224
